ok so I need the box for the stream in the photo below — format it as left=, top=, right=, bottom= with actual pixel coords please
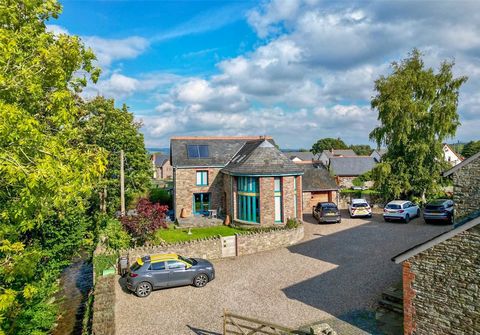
left=52, top=255, right=93, bottom=335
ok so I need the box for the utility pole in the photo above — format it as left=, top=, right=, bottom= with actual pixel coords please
left=120, top=149, right=125, bottom=216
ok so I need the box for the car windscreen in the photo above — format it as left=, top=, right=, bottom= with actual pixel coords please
left=385, top=204, right=401, bottom=209
left=130, top=262, right=142, bottom=272
left=352, top=203, right=368, bottom=208
left=178, top=255, right=197, bottom=266
left=321, top=203, right=337, bottom=209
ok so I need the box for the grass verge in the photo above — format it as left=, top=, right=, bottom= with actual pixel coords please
left=153, top=225, right=244, bottom=243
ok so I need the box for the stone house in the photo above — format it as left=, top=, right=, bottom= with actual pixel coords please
left=170, top=136, right=303, bottom=225
left=287, top=151, right=316, bottom=163
left=318, top=149, right=357, bottom=166
left=392, top=151, right=480, bottom=335
left=151, top=153, right=172, bottom=179
left=295, top=162, right=339, bottom=213
left=328, top=156, right=377, bottom=188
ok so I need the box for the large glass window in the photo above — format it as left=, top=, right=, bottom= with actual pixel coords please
left=237, top=177, right=259, bottom=223
left=196, top=171, right=208, bottom=186
left=274, top=177, right=282, bottom=222
left=149, top=262, right=166, bottom=271
left=293, top=177, right=297, bottom=218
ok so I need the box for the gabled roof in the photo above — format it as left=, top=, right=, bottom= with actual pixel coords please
left=322, top=149, right=357, bottom=158
left=329, top=156, right=377, bottom=176
left=392, top=216, right=480, bottom=264
left=443, top=143, right=464, bottom=161
left=170, top=136, right=271, bottom=168
left=370, top=149, right=387, bottom=157
left=222, top=140, right=303, bottom=176
left=301, top=163, right=338, bottom=191
left=153, top=154, right=169, bottom=167
left=443, top=151, right=480, bottom=177
left=288, top=151, right=315, bottom=161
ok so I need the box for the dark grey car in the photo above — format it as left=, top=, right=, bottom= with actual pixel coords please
left=126, top=254, right=215, bottom=297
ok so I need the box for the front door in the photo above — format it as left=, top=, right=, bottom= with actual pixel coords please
left=193, top=193, right=210, bottom=215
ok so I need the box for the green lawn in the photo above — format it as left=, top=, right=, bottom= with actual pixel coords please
left=154, top=225, right=244, bottom=243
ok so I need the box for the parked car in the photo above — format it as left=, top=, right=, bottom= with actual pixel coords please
left=126, top=253, right=215, bottom=297
left=349, top=199, right=372, bottom=218
left=423, top=199, right=454, bottom=224
left=312, top=202, right=341, bottom=223
left=383, top=200, right=420, bottom=223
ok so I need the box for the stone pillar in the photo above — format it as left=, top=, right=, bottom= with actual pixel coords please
left=259, top=177, right=275, bottom=225
left=403, top=261, right=416, bottom=335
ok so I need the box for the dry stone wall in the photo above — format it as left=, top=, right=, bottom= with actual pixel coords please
left=405, top=224, right=480, bottom=334
left=452, top=155, right=480, bottom=221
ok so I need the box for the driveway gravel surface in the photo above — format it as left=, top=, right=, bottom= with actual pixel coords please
left=115, top=213, right=450, bottom=335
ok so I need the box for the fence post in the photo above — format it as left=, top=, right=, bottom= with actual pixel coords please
left=223, top=308, right=227, bottom=335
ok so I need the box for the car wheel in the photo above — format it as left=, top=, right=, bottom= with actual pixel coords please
left=404, top=214, right=410, bottom=223
left=384, top=218, right=389, bottom=222
left=193, top=274, right=209, bottom=287
left=136, top=281, right=152, bottom=298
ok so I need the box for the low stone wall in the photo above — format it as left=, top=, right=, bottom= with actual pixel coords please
left=237, top=225, right=304, bottom=256
left=120, top=225, right=304, bottom=263
left=92, top=275, right=116, bottom=335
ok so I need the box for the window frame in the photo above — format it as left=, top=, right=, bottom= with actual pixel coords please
left=187, top=144, right=209, bottom=158
left=148, top=261, right=166, bottom=271
left=166, top=260, right=186, bottom=270
left=196, top=170, right=208, bottom=186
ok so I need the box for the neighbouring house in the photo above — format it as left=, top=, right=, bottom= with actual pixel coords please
left=370, top=148, right=387, bottom=162
left=299, top=163, right=339, bottom=213
left=392, top=151, right=480, bottom=335
left=328, top=156, right=377, bottom=188
left=442, top=143, right=463, bottom=166
left=287, top=151, right=315, bottom=163
left=318, top=149, right=357, bottom=166
left=151, top=153, right=173, bottom=179
left=170, top=136, right=303, bottom=225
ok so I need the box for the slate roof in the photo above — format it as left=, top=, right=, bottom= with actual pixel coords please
left=322, top=149, right=357, bottom=158
left=153, top=154, right=169, bottom=167
left=444, top=150, right=480, bottom=177
left=371, top=149, right=387, bottom=157
left=329, top=156, right=377, bottom=176
left=222, top=140, right=303, bottom=176
left=288, top=151, right=315, bottom=161
left=301, top=163, right=338, bottom=191
left=170, top=136, right=271, bottom=167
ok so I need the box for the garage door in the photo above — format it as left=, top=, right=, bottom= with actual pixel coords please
left=311, top=192, right=329, bottom=205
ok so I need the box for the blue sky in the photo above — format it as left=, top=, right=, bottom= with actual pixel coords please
left=50, top=0, right=480, bottom=148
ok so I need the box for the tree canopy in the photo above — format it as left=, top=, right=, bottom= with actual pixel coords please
left=461, top=140, right=480, bottom=158
left=369, top=49, right=467, bottom=202
left=349, top=144, right=372, bottom=156
left=311, top=137, right=348, bottom=156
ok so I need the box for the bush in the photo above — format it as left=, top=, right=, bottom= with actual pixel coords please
left=149, top=187, right=172, bottom=207
left=100, top=218, right=131, bottom=250
left=286, top=218, right=301, bottom=229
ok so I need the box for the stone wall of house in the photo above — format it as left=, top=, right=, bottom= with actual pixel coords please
left=338, top=192, right=383, bottom=209
left=403, top=225, right=480, bottom=334
left=282, top=176, right=296, bottom=220
left=259, top=177, right=275, bottom=225
left=161, top=160, right=173, bottom=179
left=223, top=174, right=234, bottom=220
left=121, top=225, right=304, bottom=263
left=296, top=176, right=303, bottom=219
left=302, top=191, right=338, bottom=213
left=174, top=167, right=224, bottom=218
left=452, top=155, right=480, bottom=221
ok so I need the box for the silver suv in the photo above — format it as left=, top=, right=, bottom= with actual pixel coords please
left=126, top=253, right=215, bottom=297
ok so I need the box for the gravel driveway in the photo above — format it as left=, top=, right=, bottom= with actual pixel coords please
left=115, top=213, right=449, bottom=335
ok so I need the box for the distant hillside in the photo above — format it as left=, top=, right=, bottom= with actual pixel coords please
left=146, top=148, right=170, bottom=154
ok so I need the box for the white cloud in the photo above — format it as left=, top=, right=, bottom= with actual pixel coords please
left=46, top=24, right=70, bottom=35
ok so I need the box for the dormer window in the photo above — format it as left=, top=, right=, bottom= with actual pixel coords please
left=187, top=145, right=209, bottom=158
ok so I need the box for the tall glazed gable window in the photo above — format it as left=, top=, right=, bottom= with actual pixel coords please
left=187, top=145, right=209, bottom=158
left=237, top=177, right=259, bottom=223
left=196, top=171, right=208, bottom=186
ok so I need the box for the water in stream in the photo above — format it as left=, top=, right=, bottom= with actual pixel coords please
left=52, top=257, right=93, bottom=335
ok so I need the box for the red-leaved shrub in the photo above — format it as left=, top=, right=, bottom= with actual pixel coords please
left=121, top=198, right=168, bottom=244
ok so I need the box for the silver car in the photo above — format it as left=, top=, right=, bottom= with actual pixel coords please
left=126, top=253, right=215, bottom=297
left=383, top=200, right=420, bottom=223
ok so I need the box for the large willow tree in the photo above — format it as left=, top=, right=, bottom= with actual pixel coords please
left=369, top=49, right=467, bottom=202
left=0, top=1, right=106, bottom=333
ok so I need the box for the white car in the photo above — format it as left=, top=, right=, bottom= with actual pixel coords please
left=348, top=199, right=372, bottom=218
left=383, top=200, right=420, bottom=223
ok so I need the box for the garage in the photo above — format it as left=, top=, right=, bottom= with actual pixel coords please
left=300, top=163, right=339, bottom=213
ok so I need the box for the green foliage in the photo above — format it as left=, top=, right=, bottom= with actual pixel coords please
left=286, top=218, right=301, bottom=229
left=99, top=217, right=131, bottom=251
left=352, top=170, right=373, bottom=187
left=369, top=49, right=467, bottom=202
left=149, top=187, right=172, bottom=207
left=310, top=137, right=348, bottom=156
left=93, top=254, right=118, bottom=279
left=153, top=225, right=243, bottom=244
left=461, top=140, right=480, bottom=158
left=79, top=96, right=152, bottom=214
left=349, top=144, right=372, bottom=156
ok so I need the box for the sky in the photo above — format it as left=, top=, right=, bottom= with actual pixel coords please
left=50, top=0, right=480, bottom=149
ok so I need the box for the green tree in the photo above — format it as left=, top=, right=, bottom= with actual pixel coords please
left=461, top=140, right=480, bottom=158
left=79, top=97, right=152, bottom=213
left=311, top=138, right=348, bottom=157
left=369, top=49, right=467, bottom=202
left=349, top=144, right=372, bottom=156
left=0, top=1, right=105, bottom=333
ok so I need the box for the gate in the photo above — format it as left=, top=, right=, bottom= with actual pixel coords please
left=223, top=310, right=309, bottom=335
left=221, top=236, right=236, bottom=257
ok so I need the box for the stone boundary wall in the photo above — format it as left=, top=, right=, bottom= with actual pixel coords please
left=120, top=225, right=304, bottom=263
left=92, top=275, right=115, bottom=335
